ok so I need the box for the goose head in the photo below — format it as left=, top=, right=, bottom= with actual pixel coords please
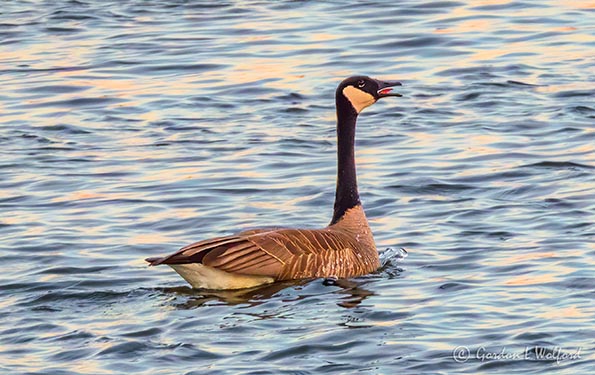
left=337, top=76, right=402, bottom=114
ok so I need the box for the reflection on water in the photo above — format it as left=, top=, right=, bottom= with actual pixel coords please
left=1, top=0, right=594, bottom=374
left=161, top=278, right=377, bottom=310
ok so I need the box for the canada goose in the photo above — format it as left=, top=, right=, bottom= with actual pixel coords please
left=146, top=76, right=402, bottom=290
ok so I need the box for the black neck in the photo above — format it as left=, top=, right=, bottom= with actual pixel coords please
left=330, top=95, right=360, bottom=225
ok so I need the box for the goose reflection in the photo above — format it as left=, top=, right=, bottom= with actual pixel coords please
left=157, top=277, right=377, bottom=309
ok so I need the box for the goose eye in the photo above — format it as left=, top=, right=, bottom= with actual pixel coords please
left=357, top=80, right=365, bottom=88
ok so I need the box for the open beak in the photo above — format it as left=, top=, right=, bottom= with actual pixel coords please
left=375, top=79, right=402, bottom=98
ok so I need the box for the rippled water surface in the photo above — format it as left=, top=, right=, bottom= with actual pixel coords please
left=1, top=1, right=595, bottom=374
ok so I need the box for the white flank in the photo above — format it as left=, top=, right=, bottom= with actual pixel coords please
left=169, top=263, right=275, bottom=290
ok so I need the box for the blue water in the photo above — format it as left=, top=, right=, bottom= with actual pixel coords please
left=1, top=1, right=594, bottom=374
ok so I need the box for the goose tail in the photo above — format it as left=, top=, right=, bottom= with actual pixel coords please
left=145, top=256, right=166, bottom=266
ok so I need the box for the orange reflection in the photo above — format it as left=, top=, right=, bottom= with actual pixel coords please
left=310, top=33, right=338, bottom=42
left=434, top=19, right=494, bottom=34
left=505, top=273, right=557, bottom=286
left=534, top=306, right=588, bottom=320
left=127, top=232, right=177, bottom=245
left=475, top=0, right=512, bottom=5
left=51, top=190, right=103, bottom=202
left=562, top=1, right=595, bottom=9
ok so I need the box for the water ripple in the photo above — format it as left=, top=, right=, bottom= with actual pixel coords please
left=1, top=0, right=594, bottom=374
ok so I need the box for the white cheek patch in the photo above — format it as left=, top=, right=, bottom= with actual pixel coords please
left=342, top=86, right=376, bottom=113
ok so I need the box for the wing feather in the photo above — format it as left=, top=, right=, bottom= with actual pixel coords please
left=206, top=245, right=265, bottom=270
left=202, top=242, right=257, bottom=266
left=147, top=226, right=374, bottom=279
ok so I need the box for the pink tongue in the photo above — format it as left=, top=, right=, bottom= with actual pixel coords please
left=378, top=88, right=392, bottom=95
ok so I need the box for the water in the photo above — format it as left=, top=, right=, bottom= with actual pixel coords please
left=1, top=0, right=594, bottom=374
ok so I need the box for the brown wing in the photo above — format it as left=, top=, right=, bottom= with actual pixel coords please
left=145, top=228, right=287, bottom=277
left=248, top=228, right=376, bottom=279
left=145, top=226, right=376, bottom=280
